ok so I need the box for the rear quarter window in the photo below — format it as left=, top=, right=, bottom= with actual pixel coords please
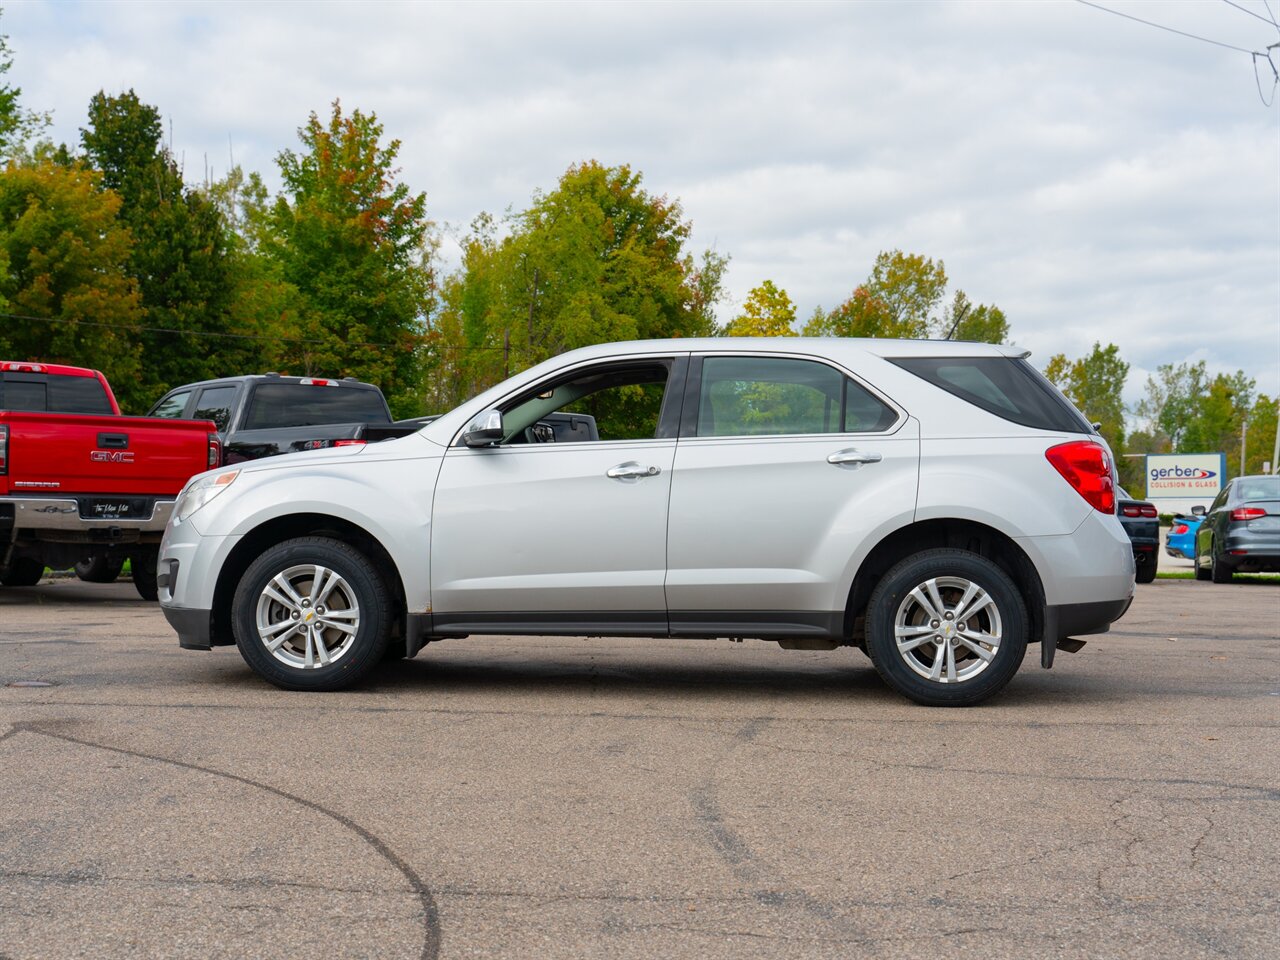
left=888, top=357, right=1092, bottom=434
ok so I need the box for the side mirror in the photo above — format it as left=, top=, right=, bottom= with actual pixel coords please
left=1190, top=505, right=1205, bottom=517
left=462, top=409, right=504, bottom=447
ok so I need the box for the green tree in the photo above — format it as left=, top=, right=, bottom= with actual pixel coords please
left=1043, top=342, right=1129, bottom=457
left=1244, top=394, right=1278, bottom=475
left=430, top=160, right=726, bottom=414
left=723, top=279, right=796, bottom=336
left=0, top=159, right=144, bottom=406
left=80, top=89, right=249, bottom=400
left=1136, top=361, right=1255, bottom=476
left=260, top=100, right=435, bottom=416
left=803, top=250, right=1007, bottom=342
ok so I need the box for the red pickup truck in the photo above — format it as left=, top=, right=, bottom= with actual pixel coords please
left=0, top=361, right=220, bottom=599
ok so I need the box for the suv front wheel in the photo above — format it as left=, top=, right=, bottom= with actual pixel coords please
left=866, top=549, right=1028, bottom=707
left=232, top=537, right=392, bottom=691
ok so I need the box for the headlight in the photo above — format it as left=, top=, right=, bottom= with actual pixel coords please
left=173, top=470, right=239, bottom=525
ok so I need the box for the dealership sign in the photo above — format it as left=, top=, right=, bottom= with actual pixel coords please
left=1145, top=453, right=1226, bottom=500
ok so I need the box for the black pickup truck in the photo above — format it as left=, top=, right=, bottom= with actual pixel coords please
left=148, top=374, right=393, bottom=464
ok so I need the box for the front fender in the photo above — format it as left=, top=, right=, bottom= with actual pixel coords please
left=193, top=450, right=443, bottom=613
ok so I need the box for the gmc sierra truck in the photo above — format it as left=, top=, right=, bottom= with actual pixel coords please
left=0, top=361, right=219, bottom=599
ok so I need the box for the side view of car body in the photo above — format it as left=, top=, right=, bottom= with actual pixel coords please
left=1193, top=475, right=1280, bottom=582
left=158, top=338, right=1135, bottom=707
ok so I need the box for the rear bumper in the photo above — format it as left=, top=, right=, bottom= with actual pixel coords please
left=163, top=605, right=214, bottom=650
left=0, top=496, right=175, bottom=536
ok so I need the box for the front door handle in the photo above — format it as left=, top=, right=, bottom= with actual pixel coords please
left=827, top=449, right=882, bottom=466
left=607, top=462, right=661, bottom=480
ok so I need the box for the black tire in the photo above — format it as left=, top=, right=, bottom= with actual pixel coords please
left=1194, top=552, right=1211, bottom=581
left=75, top=555, right=125, bottom=584
left=232, top=537, right=392, bottom=691
left=1135, top=553, right=1157, bottom=584
left=1, top=558, right=45, bottom=587
left=865, top=549, right=1028, bottom=707
left=1210, top=550, right=1234, bottom=584
left=129, top=548, right=159, bottom=601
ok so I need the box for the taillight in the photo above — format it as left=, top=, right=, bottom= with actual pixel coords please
left=332, top=439, right=366, bottom=447
left=1171, top=523, right=1189, bottom=535
left=299, top=378, right=337, bottom=386
left=1230, top=507, right=1267, bottom=521
left=1122, top=503, right=1157, bottom=517
left=0, top=423, right=7, bottom=475
left=208, top=435, right=221, bottom=468
left=1046, top=440, right=1115, bottom=513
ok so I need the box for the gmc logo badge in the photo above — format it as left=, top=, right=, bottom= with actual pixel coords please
left=90, top=450, right=135, bottom=464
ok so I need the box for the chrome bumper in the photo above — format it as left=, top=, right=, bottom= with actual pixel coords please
left=1, top=496, right=176, bottom=534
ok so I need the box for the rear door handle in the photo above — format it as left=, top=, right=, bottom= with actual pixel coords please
left=607, top=462, right=661, bottom=480
left=827, top=449, right=882, bottom=466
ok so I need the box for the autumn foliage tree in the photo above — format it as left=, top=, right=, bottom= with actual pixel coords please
left=723, top=280, right=796, bottom=337
left=0, top=159, right=145, bottom=407
left=804, top=249, right=1006, bottom=343
left=1044, top=343, right=1130, bottom=468
left=259, top=100, right=434, bottom=416
left=429, top=161, right=726, bottom=411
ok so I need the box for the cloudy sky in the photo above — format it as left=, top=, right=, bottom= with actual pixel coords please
left=6, top=0, right=1279, bottom=411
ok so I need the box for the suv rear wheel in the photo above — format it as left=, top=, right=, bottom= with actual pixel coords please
left=232, top=537, right=392, bottom=691
left=866, top=549, right=1028, bottom=707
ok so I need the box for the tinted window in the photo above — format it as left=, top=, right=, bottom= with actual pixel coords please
left=193, top=385, right=237, bottom=431
left=151, top=391, right=192, bottom=419
left=889, top=357, right=1092, bottom=434
left=0, top=376, right=46, bottom=411
left=697, top=357, right=895, bottom=437
left=49, top=375, right=113, bottom=414
left=243, top=383, right=391, bottom=430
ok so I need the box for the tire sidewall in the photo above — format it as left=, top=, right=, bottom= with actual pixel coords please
left=866, top=549, right=1028, bottom=707
left=233, top=537, right=391, bottom=691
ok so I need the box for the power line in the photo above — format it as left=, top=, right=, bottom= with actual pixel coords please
left=1223, top=0, right=1280, bottom=29
left=1076, top=0, right=1259, bottom=54
left=0, top=310, right=510, bottom=353
left=1264, top=0, right=1280, bottom=31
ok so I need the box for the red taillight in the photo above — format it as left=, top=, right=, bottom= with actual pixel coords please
left=208, top=435, right=222, bottom=468
left=332, top=439, right=366, bottom=447
left=1140, top=505, right=1157, bottom=518
left=1230, top=507, right=1266, bottom=521
left=299, top=378, right=336, bottom=386
left=0, top=423, right=7, bottom=475
left=1046, top=440, right=1115, bottom=513
left=1122, top=505, right=1140, bottom=517
left=1171, top=523, right=1189, bottom=535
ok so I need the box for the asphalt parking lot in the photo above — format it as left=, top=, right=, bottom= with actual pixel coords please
left=1, top=577, right=1277, bottom=959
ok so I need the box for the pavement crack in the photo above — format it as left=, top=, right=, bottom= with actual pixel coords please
left=0, top=721, right=441, bottom=960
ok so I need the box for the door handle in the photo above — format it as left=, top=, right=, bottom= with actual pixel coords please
left=607, top=462, right=661, bottom=480
left=827, top=449, right=882, bottom=466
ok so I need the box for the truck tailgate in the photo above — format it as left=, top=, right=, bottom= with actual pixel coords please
left=1, top=412, right=216, bottom=496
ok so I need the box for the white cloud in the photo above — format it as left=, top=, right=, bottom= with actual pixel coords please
left=4, top=0, right=1277, bottom=405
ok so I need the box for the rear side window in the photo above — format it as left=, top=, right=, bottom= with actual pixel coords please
left=889, top=357, right=1092, bottom=434
left=243, top=383, right=391, bottom=430
left=696, top=356, right=897, bottom=437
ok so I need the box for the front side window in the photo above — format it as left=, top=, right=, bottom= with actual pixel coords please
left=696, top=356, right=895, bottom=437
left=500, top=361, right=672, bottom=443
left=150, top=391, right=191, bottom=419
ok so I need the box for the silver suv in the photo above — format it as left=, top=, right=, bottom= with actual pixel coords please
left=158, top=338, right=1134, bottom=706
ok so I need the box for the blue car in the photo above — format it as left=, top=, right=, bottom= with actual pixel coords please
left=1166, top=514, right=1203, bottom=560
